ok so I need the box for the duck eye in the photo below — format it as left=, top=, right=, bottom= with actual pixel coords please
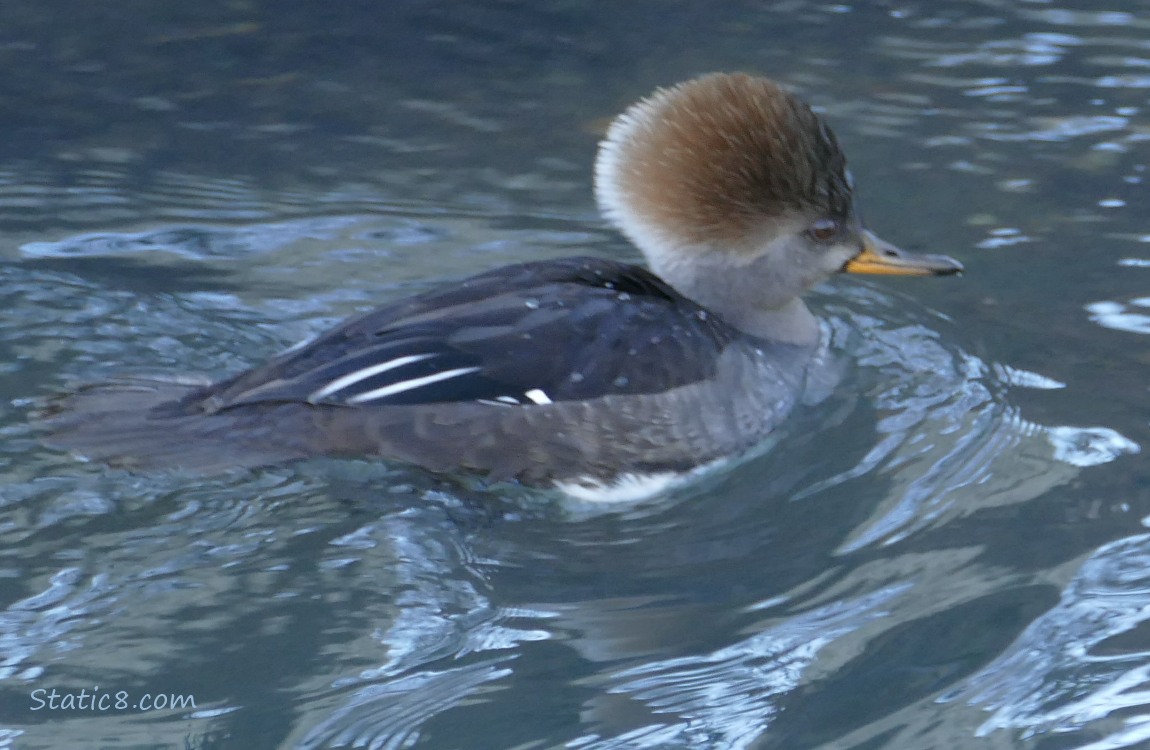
left=806, top=219, right=840, bottom=243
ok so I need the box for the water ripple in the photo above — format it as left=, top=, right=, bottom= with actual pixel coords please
left=950, top=532, right=1150, bottom=747
left=569, top=584, right=909, bottom=750
left=297, top=659, right=514, bottom=750
left=808, top=284, right=1137, bottom=552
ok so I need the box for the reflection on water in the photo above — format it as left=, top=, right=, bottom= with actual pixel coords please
left=1089, top=297, right=1150, bottom=336
left=941, top=531, right=1150, bottom=749
left=2, top=1, right=1150, bottom=749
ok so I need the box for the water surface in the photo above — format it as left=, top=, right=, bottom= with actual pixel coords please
left=2, top=2, right=1150, bottom=749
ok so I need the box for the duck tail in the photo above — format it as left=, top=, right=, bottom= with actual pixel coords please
left=39, top=377, right=307, bottom=473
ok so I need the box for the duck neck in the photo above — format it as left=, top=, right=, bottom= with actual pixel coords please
left=657, top=259, right=821, bottom=345
left=718, top=297, right=820, bottom=345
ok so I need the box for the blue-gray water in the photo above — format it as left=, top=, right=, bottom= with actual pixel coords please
left=2, top=2, right=1150, bottom=748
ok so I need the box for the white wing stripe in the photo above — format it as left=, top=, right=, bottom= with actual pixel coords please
left=345, top=366, right=481, bottom=404
left=309, top=353, right=436, bottom=402
left=524, top=389, right=552, bottom=405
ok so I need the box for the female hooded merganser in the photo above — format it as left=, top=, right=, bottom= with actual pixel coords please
left=46, top=73, right=962, bottom=499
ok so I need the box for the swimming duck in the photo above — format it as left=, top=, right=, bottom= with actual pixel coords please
left=46, top=72, right=962, bottom=499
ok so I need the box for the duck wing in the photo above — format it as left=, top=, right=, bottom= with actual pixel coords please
left=201, top=256, right=738, bottom=411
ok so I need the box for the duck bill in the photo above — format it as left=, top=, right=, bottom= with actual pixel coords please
left=844, top=231, right=964, bottom=276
